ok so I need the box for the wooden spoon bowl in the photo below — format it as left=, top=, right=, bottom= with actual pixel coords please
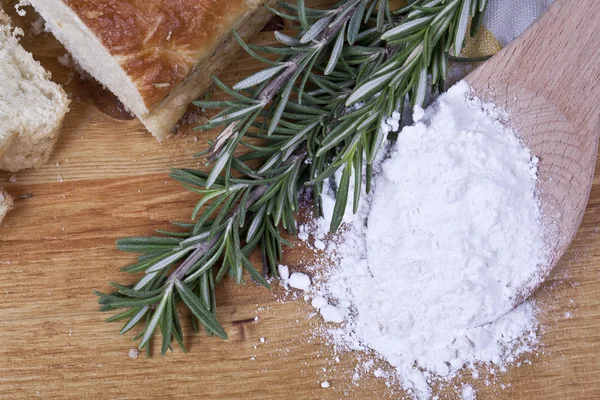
left=465, top=0, right=600, bottom=322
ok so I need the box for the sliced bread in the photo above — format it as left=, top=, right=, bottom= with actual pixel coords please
left=0, top=7, right=70, bottom=172
left=28, top=0, right=274, bottom=140
left=0, top=188, right=13, bottom=224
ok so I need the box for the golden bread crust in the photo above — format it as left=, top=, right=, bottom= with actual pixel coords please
left=142, top=1, right=275, bottom=139
left=64, top=0, right=253, bottom=110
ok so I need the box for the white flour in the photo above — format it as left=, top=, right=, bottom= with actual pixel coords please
left=296, top=81, right=547, bottom=399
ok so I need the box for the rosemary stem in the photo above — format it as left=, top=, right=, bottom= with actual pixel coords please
left=170, top=185, right=268, bottom=281
left=211, top=3, right=357, bottom=158
left=260, top=3, right=356, bottom=103
left=259, top=53, right=304, bottom=103
left=171, top=144, right=307, bottom=282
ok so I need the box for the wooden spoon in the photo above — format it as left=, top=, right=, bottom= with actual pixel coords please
left=465, top=0, right=600, bottom=323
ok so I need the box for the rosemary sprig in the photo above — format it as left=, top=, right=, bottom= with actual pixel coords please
left=97, top=0, right=488, bottom=355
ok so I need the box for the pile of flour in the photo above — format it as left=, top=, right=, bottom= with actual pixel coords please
left=291, top=81, right=549, bottom=398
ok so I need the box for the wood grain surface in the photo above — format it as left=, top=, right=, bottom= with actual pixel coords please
left=1, top=1, right=599, bottom=399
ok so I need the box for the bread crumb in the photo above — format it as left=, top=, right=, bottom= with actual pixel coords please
left=13, top=26, right=24, bottom=37
left=15, top=1, right=27, bottom=16
left=30, top=17, right=45, bottom=36
left=57, top=53, right=71, bottom=67
left=177, top=111, right=208, bottom=130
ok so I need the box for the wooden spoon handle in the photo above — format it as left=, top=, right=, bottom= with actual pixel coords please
left=465, top=0, right=600, bottom=318
left=467, top=0, right=600, bottom=132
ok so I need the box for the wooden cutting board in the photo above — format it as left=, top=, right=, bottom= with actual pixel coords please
left=1, top=1, right=600, bottom=399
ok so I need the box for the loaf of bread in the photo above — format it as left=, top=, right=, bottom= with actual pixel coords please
left=0, top=188, right=13, bottom=224
left=29, top=0, right=274, bottom=141
left=0, top=8, right=70, bottom=172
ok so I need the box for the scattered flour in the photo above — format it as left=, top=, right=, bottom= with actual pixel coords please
left=277, top=264, right=290, bottom=281
left=292, top=81, right=546, bottom=399
left=288, top=272, right=311, bottom=291
left=461, top=384, right=476, bottom=400
left=311, top=296, right=328, bottom=309
left=298, top=231, right=309, bottom=241
left=319, top=304, right=344, bottom=323
left=314, top=239, right=326, bottom=251
left=128, top=348, right=139, bottom=359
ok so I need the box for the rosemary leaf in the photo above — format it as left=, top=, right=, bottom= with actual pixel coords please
left=100, top=0, right=488, bottom=356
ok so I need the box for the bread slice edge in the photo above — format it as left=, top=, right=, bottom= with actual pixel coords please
left=1, top=111, right=68, bottom=171
left=30, top=0, right=275, bottom=141
left=0, top=6, right=70, bottom=172
left=28, top=0, right=147, bottom=119
left=140, top=0, right=276, bottom=140
left=0, top=188, right=13, bottom=225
